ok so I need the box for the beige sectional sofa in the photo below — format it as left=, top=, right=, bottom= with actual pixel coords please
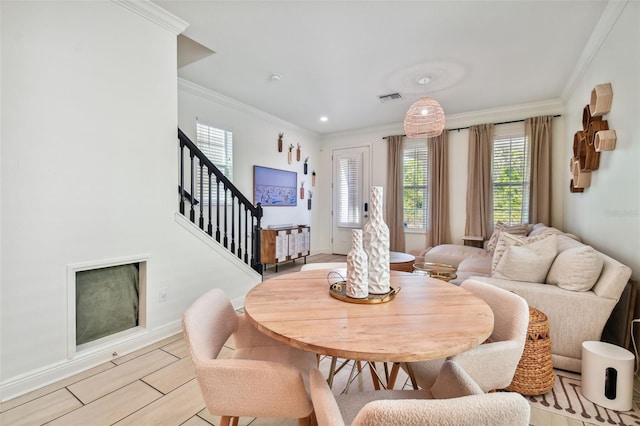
left=421, top=224, right=632, bottom=373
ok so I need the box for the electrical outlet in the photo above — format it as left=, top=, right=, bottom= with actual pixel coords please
left=159, top=287, right=168, bottom=302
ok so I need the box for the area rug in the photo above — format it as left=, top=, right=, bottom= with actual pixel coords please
left=528, top=370, right=640, bottom=425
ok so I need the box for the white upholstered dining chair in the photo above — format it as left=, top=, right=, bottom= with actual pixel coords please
left=402, top=278, right=529, bottom=392
left=310, top=360, right=530, bottom=426
left=182, top=288, right=316, bottom=426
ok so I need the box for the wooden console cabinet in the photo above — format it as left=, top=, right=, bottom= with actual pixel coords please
left=261, top=226, right=310, bottom=271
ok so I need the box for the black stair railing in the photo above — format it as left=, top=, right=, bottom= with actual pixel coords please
left=178, top=128, right=263, bottom=274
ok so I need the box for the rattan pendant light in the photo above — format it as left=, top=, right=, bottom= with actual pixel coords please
left=403, top=97, right=445, bottom=138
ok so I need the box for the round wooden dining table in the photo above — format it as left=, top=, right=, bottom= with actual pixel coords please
left=244, top=269, right=494, bottom=364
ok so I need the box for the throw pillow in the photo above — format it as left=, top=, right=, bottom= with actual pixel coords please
left=485, top=222, right=532, bottom=254
left=493, top=234, right=558, bottom=283
left=491, top=232, right=554, bottom=274
left=546, top=245, right=604, bottom=291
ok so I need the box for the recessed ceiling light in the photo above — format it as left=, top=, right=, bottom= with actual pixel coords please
left=320, top=116, right=328, bottom=122
left=270, top=73, right=282, bottom=81
left=417, top=76, right=432, bottom=85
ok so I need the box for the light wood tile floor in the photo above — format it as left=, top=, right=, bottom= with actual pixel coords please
left=0, top=332, right=611, bottom=426
left=0, top=254, right=629, bottom=425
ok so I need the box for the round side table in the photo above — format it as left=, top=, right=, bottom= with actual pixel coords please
left=389, top=251, right=415, bottom=272
left=506, top=306, right=555, bottom=395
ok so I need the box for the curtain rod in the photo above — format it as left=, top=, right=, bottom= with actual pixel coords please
left=382, top=114, right=562, bottom=139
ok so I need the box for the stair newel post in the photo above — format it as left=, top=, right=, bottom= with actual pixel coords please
left=179, top=142, right=185, bottom=215
left=253, top=203, right=263, bottom=275
left=189, top=151, right=196, bottom=223
left=207, top=168, right=213, bottom=236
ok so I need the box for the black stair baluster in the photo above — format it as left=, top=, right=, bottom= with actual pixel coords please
left=237, top=199, right=242, bottom=259
left=189, top=151, right=195, bottom=223
left=207, top=167, right=213, bottom=236
left=223, top=186, right=228, bottom=248
left=198, top=161, right=204, bottom=230
left=215, top=177, right=221, bottom=242
left=230, top=194, right=236, bottom=254
left=243, top=206, right=248, bottom=263
left=179, top=142, right=185, bottom=215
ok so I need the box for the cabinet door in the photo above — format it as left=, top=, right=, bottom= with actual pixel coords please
left=260, top=230, right=276, bottom=263
left=287, top=232, right=296, bottom=257
left=277, top=230, right=289, bottom=262
left=300, top=227, right=310, bottom=255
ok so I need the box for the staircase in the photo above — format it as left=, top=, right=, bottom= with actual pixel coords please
left=177, top=129, right=263, bottom=274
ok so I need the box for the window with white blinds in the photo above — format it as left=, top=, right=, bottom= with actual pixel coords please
left=336, top=153, right=362, bottom=227
left=492, top=122, right=530, bottom=225
left=196, top=122, right=233, bottom=205
left=403, top=139, right=428, bottom=230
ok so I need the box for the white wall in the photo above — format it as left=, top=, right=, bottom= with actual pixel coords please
left=177, top=80, right=323, bottom=251
left=319, top=102, right=565, bottom=255
left=562, top=1, right=640, bottom=280
left=0, top=1, right=259, bottom=399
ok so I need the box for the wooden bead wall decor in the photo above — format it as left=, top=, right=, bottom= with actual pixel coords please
left=569, top=82, right=615, bottom=193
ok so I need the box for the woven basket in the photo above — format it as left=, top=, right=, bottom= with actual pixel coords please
left=506, top=307, right=555, bottom=396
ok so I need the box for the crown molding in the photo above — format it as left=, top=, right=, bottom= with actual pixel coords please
left=323, top=99, right=564, bottom=140
left=561, top=0, right=628, bottom=101
left=322, top=121, right=404, bottom=140
left=178, top=78, right=319, bottom=139
left=444, top=99, right=565, bottom=130
left=112, top=0, right=189, bottom=35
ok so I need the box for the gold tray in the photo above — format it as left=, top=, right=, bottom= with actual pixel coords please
left=329, top=282, right=399, bottom=304
left=413, top=262, right=457, bottom=282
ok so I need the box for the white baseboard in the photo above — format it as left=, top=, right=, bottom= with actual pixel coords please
left=0, top=321, right=182, bottom=402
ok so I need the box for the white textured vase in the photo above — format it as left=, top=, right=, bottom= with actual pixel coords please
left=363, top=186, right=390, bottom=294
left=346, top=229, right=368, bottom=299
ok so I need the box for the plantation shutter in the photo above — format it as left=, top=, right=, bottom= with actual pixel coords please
left=492, top=122, right=530, bottom=225
left=337, top=153, right=362, bottom=227
left=403, top=139, right=429, bottom=230
left=196, top=122, right=233, bottom=204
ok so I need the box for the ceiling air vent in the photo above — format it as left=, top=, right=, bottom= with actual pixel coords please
left=378, top=92, right=402, bottom=103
